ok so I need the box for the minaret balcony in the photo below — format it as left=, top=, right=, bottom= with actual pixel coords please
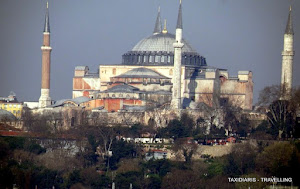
left=173, top=43, right=184, bottom=48
left=282, top=51, right=295, bottom=56
left=41, top=46, right=52, bottom=50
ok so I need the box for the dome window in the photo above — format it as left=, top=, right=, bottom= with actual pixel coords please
left=149, top=55, right=154, bottom=63
left=143, top=56, right=148, bottom=63
left=155, top=55, right=160, bottom=63
left=167, top=56, right=171, bottom=63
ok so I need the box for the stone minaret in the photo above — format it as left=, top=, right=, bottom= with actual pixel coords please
left=171, top=1, right=184, bottom=109
left=281, top=6, right=294, bottom=100
left=39, top=2, right=52, bottom=108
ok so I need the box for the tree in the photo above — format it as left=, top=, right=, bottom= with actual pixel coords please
left=257, top=85, right=282, bottom=107
left=173, top=138, right=198, bottom=164
left=255, top=142, right=298, bottom=178
left=257, top=85, right=300, bottom=139
left=143, top=159, right=172, bottom=177
left=161, top=169, right=202, bottom=189
left=110, top=140, right=138, bottom=169
left=267, top=100, right=293, bottom=138
left=224, top=142, right=257, bottom=176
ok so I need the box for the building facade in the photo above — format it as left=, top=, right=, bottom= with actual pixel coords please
left=72, top=2, right=253, bottom=112
left=0, top=93, right=23, bottom=118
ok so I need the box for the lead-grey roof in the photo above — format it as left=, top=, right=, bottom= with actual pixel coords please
left=285, top=7, right=294, bottom=34
left=176, top=3, right=183, bottom=29
left=106, top=84, right=140, bottom=93
left=132, top=33, right=195, bottom=53
left=52, top=96, right=91, bottom=107
left=75, top=66, right=88, bottom=71
left=0, top=109, right=17, bottom=121
left=114, top=68, right=169, bottom=79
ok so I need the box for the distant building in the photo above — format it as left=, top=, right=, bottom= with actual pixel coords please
left=72, top=2, right=253, bottom=111
left=0, top=92, right=23, bottom=118
left=145, top=150, right=168, bottom=160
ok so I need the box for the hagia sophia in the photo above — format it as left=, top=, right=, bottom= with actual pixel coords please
left=69, top=2, right=254, bottom=112
left=1, top=1, right=295, bottom=127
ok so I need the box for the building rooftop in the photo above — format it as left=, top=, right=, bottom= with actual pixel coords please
left=114, top=67, right=170, bottom=79
left=106, top=84, right=140, bottom=93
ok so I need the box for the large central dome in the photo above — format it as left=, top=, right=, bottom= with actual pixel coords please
left=121, top=7, right=207, bottom=67
left=132, top=33, right=196, bottom=53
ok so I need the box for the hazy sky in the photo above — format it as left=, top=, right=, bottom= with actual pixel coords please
left=0, top=0, right=299, bottom=104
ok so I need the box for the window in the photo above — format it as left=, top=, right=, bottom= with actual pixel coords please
left=149, top=56, right=154, bottom=63
left=155, top=55, right=160, bottom=63
left=168, top=56, right=171, bottom=63
left=144, top=56, right=147, bottom=63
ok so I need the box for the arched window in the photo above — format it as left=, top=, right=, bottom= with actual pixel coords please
left=149, top=55, right=154, bottom=63
left=155, top=55, right=160, bottom=63
left=167, top=56, right=171, bottom=63
left=161, top=55, right=165, bottom=63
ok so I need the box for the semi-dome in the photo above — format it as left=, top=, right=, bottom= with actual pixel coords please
left=132, top=33, right=196, bottom=53
left=114, top=67, right=169, bottom=79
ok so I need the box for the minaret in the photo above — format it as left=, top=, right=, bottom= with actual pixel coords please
left=153, top=6, right=162, bottom=35
left=39, top=1, right=52, bottom=108
left=280, top=6, right=294, bottom=100
left=171, top=0, right=184, bottom=109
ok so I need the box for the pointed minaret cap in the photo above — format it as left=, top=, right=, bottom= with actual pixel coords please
left=285, top=5, right=293, bottom=34
left=153, top=6, right=162, bottom=35
left=44, top=1, right=50, bottom=33
left=176, top=0, right=183, bottom=29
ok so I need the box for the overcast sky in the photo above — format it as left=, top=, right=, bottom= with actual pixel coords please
left=0, top=0, right=299, bottom=104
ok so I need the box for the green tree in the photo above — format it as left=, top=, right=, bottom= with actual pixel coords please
left=255, top=142, right=297, bottom=178
left=224, top=142, right=257, bottom=176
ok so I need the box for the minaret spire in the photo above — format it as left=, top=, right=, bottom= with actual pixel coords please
left=153, top=6, right=162, bottom=35
left=285, top=5, right=293, bottom=35
left=176, top=0, right=183, bottom=29
left=44, top=1, right=50, bottom=33
left=280, top=6, right=295, bottom=100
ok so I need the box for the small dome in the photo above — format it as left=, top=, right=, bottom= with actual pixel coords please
left=0, top=109, right=17, bottom=121
left=132, top=33, right=196, bottom=53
